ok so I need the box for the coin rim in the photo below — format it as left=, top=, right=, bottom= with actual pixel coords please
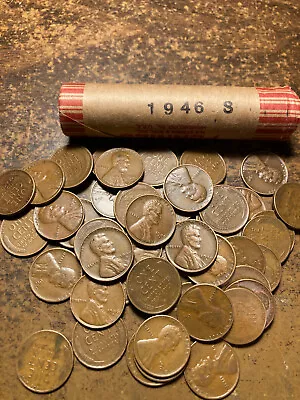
left=91, top=180, right=116, bottom=218
left=273, top=182, right=300, bottom=229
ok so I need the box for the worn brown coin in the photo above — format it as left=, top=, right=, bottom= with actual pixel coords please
left=180, top=151, right=226, bottom=185
left=223, top=265, right=271, bottom=291
left=25, top=159, right=64, bottom=205
left=227, top=279, right=275, bottom=329
left=29, top=248, right=82, bottom=302
left=166, top=220, right=218, bottom=274
left=139, top=150, right=178, bottom=186
left=132, top=243, right=162, bottom=264
left=0, top=169, right=35, bottom=216
left=95, top=148, right=144, bottom=189
left=224, top=287, right=266, bottom=345
left=16, top=330, right=73, bottom=393
left=70, top=276, right=125, bottom=329
left=184, top=341, right=239, bottom=399
left=201, top=185, right=249, bottom=234
left=134, top=354, right=184, bottom=383
left=164, top=165, right=213, bottom=212
left=259, top=245, right=282, bottom=292
left=0, top=209, right=47, bottom=257
left=242, top=215, right=291, bottom=263
left=189, top=235, right=236, bottom=287
left=114, top=182, right=159, bottom=227
left=177, top=284, right=233, bottom=342
left=241, top=152, right=288, bottom=195
left=126, top=194, right=176, bottom=247
left=227, top=236, right=266, bottom=273
left=72, top=319, right=127, bottom=369
left=134, top=315, right=191, bottom=378
left=274, top=182, right=300, bottom=229
left=33, top=191, right=84, bottom=240
left=80, top=227, right=133, bottom=282
left=91, top=181, right=116, bottom=218
left=51, top=146, right=93, bottom=189
left=126, top=257, right=181, bottom=314
left=236, top=186, right=266, bottom=219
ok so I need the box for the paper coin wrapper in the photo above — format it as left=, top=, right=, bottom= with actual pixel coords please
left=59, top=83, right=300, bottom=140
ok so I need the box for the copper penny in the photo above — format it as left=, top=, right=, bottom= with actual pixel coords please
left=25, top=159, right=64, bottom=205
left=274, top=182, right=300, bottom=229
left=33, top=191, right=84, bottom=240
left=91, top=181, right=116, bottom=218
left=72, top=319, right=127, bottom=369
left=0, top=169, right=35, bottom=216
left=126, top=194, right=176, bottom=247
left=242, top=215, right=291, bottom=263
left=51, top=145, right=93, bottom=189
left=92, top=150, right=105, bottom=167
left=29, top=248, right=82, bottom=302
left=166, top=220, right=218, bottom=274
left=94, top=148, right=144, bottom=189
left=139, top=150, right=178, bottom=186
left=227, top=236, right=266, bottom=273
left=189, top=235, right=236, bottom=287
left=70, top=276, right=125, bottom=329
left=134, top=354, right=184, bottom=383
left=184, top=341, right=239, bottom=399
left=177, top=284, right=233, bottom=342
left=16, top=330, right=73, bottom=393
left=132, top=243, right=162, bottom=264
left=114, top=182, right=159, bottom=227
left=180, top=151, right=226, bottom=185
left=0, top=209, right=47, bottom=257
left=164, top=164, right=213, bottom=212
left=223, top=265, right=271, bottom=291
left=134, top=315, right=191, bottom=378
left=126, top=257, right=181, bottom=314
left=201, top=185, right=249, bottom=234
left=241, top=152, right=288, bottom=195
left=259, top=245, right=282, bottom=291
left=80, top=227, right=133, bottom=282
left=236, top=186, right=266, bottom=219
left=224, top=287, right=266, bottom=345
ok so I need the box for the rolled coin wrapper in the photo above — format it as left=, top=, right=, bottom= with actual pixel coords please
left=59, top=83, right=300, bottom=140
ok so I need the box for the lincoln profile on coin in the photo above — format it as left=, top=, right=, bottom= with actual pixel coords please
left=169, top=166, right=207, bottom=203
left=81, top=281, right=110, bottom=325
left=102, top=151, right=131, bottom=186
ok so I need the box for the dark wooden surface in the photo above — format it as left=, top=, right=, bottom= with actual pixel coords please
left=1, top=1, right=299, bottom=399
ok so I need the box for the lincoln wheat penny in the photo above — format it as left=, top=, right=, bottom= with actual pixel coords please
left=224, top=265, right=271, bottom=291
left=274, top=182, right=300, bottom=229
left=259, top=245, right=282, bottom=291
left=236, top=186, right=266, bottom=219
left=227, top=236, right=266, bottom=273
left=139, top=150, right=178, bottom=186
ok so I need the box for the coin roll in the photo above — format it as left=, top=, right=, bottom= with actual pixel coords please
left=59, top=84, right=300, bottom=140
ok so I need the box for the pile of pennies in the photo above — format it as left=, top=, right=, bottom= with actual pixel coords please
left=0, top=146, right=299, bottom=398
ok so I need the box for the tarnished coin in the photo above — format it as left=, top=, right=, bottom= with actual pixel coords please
left=51, top=146, right=93, bottom=189
left=224, top=287, right=266, bottom=345
left=180, top=151, right=226, bottom=185
left=91, top=181, right=116, bottom=218
left=134, top=354, right=184, bottom=383
left=126, top=257, right=181, bottom=314
left=126, top=194, right=176, bottom=247
left=241, top=152, right=288, bottom=195
left=33, top=191, right=84, bottom=240
left=80, top=227, right=133, bottom=282
left=177, top=284, right=233, bottom=341
left=134, top=315, right=191, bottom=378
left=201, top=185, right=249, bottom=234
left=227, top=279, right=275, bottom=329
left=72, top=319, right=127, bottom=369
left=139, top=150, right=178, bottom=186
left=242, top=215, right=291, bottom=263
left=164, top=165, right=213, bottom=212
left=132, top=243, right=162, bottom=264
left=259, top=245, right=282, bottom=292
left=184, top=341, right=239, bottom=399
left=0, top=209, right=47, bottom=256
left=70, top=276, right=125, bottom=329
left=223, top=265, right=271, bottom=291
left=94, top=148, right=144, bottom=189
left=189, top=235, right=236, bottom=287
left=166, top=220, right=218, bottom=273
left=0, top=169, right=35, bottom=216
left=17, top=330, right=73, bottom=393
left=236, top=186, right=266, bottom=219
left=274, top=182, right=300, bottom=229
left=29, top=248, right=82, bottom=302
left=114, top=182, right=159, bottom=227
left=227, top=236, right=266, bottom=273
left=25, top=159, right=64, bottom=205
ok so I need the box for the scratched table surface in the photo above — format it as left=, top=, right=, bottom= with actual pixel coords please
left=1, top=1, right=299, bottom=399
